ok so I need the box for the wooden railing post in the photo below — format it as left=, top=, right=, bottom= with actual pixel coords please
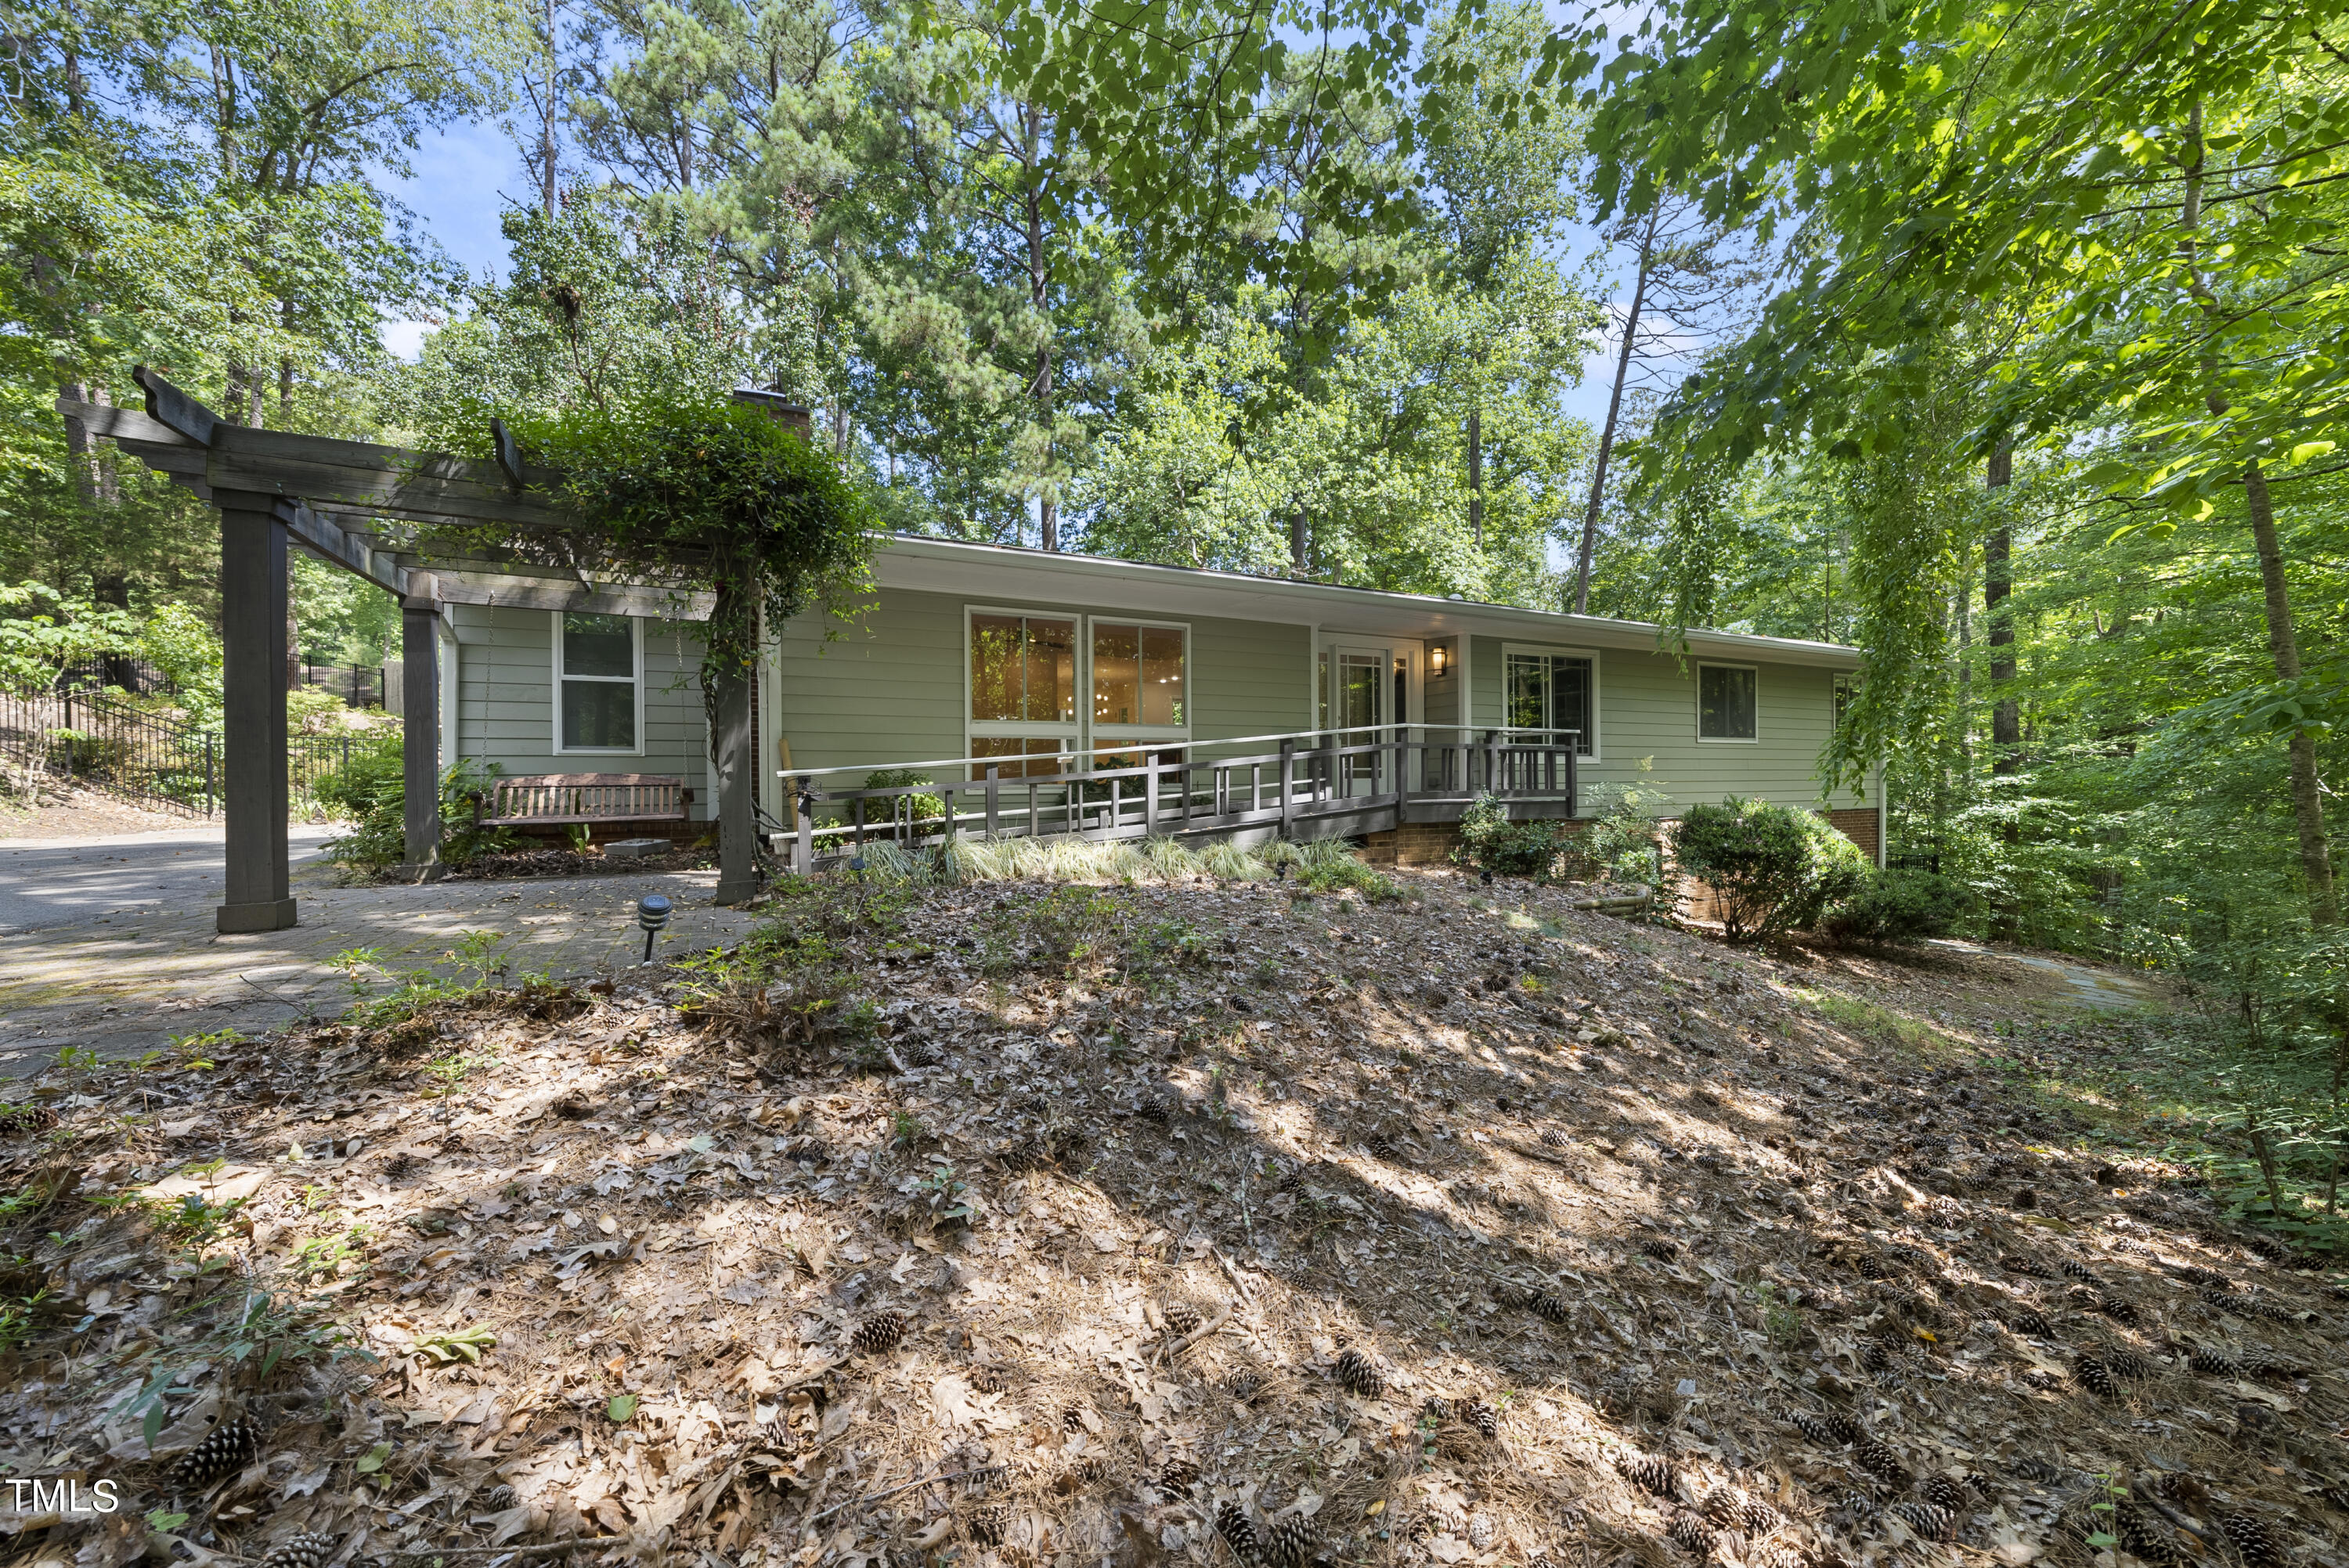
left=1146, top=751, right=1160, bottom=835
left=985, top=762, right=1001, bottom=837
left=1279, top=737, right=1295, bottom=838
left=1484, top=730, right=1500, bottom=796
left=794, top=774, right=814, bottom=873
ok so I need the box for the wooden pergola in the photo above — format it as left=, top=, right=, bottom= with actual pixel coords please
left=56, top=369, right=776, bottom=932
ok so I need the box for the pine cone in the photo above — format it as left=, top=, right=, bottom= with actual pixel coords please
left=2009, top=1457, right=2062, bottom=1483
left=1061, top=1404, right=1088, bottom=1433
left=1163, top=1300, right=1203, bottom=1336
left=482, top=1484, right=520, bottom=1512
left=2187, top=1343, right=2240, bottom=1376
left=1227, top=1368, right=1268, bottom=1404
left=170, top=1419, right=259, bottom=1489
left=1492, top=1280, right=1535, bottom=1309
left=1667, top=1512, right=1716, bottom=1554
left=1531, top=1292, right=1570, bottom=1324
left=2239, top=1347, right=2302, bottom=1381
left=1641, top=1237, right=1681, bottom=1262
left=970, top=1364, right=1012, bottom=1394
left=1920, top=1476, right=1968, bottom=1515
left=2008, top=1307, right=2054, bottom=1336
left=2202, top=1286, right=2254, bottom=1314
left=1616, top=1452, right=1677, bottom=1498
left=2113, top=1502, right=2180, bottom=1566
left=2179, top=1266, right=2236, bottom=1289
left=1333, top=1346, right=1384, bottom=1397
left=1461, top=1397, right=1499, bottom=1439
left=1792, top=1410, right=1859, bottom=1447
left=1365, top=1134, right=1398, bottom=1162
left=1855, top=1437, right=1910, bottom=1484
left=1856, top=1254, right=1893, bottom=1281
left=2217, top=1512, right=2286, bottom=1568
left=2061, top=1261, right=2103, bottom=1285
left=1158, top=1458, right=1200, bottom=1493
left=2001, top=1255, right=2053, bottom=1278
left=2073, top=1355, right=2118, bottom=1398
left=2098, top=1296, right=2142, bottom=1325
left=2103, top=1346, right=2159, bottom=1384
left=258, top=1534, right=339, bottom=1568
left=966, top=1503, right=1009, bottom=1545
left=1889, top=1503, right=1956, bottom=1543
left=1264, top=1515, right=1317, bottom=1568
left=1860, top=1341, right=1893, bottom=1374
left=1541, top=1127, right=1570, bottom=1148
left=1467, top=1514, right=1496, bottom=1552
left=851, top=1312, right=907, bottom=1356
left=1217, top=1499, right=1261, bottom=1560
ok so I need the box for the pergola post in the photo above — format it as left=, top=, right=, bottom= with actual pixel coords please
left=397, top=593, right=443, bottom=879
left=710, top=582, right=757, bottom=906
left=215, top=492, right=297, bottom=933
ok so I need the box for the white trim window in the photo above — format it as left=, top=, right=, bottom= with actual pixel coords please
left=967, top=609, right=1079, bottom=779
left=1503, top=644, right=1597, bottom=757
left=1089, top=618, right=1189, bottom=770
left=552, top=611, right=643, bottom=753
left=1698, top=661, right=1759, bottom=742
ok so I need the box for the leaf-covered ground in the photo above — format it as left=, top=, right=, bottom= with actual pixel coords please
left=2, top=868, right=2344, bottom=1568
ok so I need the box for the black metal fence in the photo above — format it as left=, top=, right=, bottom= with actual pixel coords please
left=296, top=661, right=386, bottom=708
left=54, top=655, right=179, bottom=697
left=0, top=689, right=399, bottom=817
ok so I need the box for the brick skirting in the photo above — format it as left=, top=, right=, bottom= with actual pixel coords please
left=1824, top=806, right=1881, bottom=864
left=1363, top=823, right=1462, bottom=867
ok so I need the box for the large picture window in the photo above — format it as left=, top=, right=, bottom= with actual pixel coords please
left=554, top=611, right=640, bottom=752
left=1092, top=622, right=1185, bottom=730
left=1504, top=647, right=1595, bottom=756
left=1698, top=662, right=1759, bottom=741
left=968, top=612, right=1077, bottom=778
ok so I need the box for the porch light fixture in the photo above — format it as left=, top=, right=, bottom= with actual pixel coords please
left=1430, top=643, right=1450, bottom=677
left=636, top=893, right=673, bottom=962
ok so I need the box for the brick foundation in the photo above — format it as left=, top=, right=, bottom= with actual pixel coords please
left=1825, top=806, right=1881, bottom=863
left=1363, top=823, right=1462, bottom=867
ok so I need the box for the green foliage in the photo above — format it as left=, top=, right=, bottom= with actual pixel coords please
left=862, top=769, right=945, bottom=824
left=1820, top=868, right=1974, bottom=946
left=0, top=582, right=138, bottom=694
left=463, top=395, right=871, bottom=733
left=324, top=754, right=514, bottom=873
left=1453, top=792, right=1563, bottom=879
left=1568, top=781, right=1673, bottom=885
left=1671, top=797, right=1870, bottom=943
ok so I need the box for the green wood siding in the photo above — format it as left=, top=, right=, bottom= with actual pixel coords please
left=449, top=605, right=711, bottom=816
left=768, top=588, right=1311, bottom=775
left=1469, top=634, right=1861, bottom=813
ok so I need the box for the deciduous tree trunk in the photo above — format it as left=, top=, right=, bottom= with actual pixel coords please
left=1984, top=440, right=2019, bottom=776
left=1572, top=206, right=1658, bottom=615
left=2246, top=461, right=2337, bottom=926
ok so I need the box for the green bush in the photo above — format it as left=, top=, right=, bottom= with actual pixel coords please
left=1670, top=796, right=1870, bottom=942
left=1820, top=867, right=1975, bottom=945
left=1453, top=792, right=1564, bottom=878
left=325, top=752, right=514, bottom=871
left=861, top=768, right=945, bottom=824
left=1561, top=780, right=1672, bottom=884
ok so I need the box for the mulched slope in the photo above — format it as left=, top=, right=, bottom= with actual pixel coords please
left=2, top=871, right=2344, bottom=1568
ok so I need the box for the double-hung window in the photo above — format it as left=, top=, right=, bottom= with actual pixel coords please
left=1698, top=662, right=1759, bottom=741
left=554, top=611, right=640, bottom=752
left=968, top=612, right=1077, bottom=778
left=1503, top=647, right=1596, bottom=756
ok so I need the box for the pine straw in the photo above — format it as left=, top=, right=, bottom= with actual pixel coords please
left=2, top=869, right=2345, bottom=1568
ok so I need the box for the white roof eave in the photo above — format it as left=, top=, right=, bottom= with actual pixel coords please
left=866, top=533, right=1865, bottom=671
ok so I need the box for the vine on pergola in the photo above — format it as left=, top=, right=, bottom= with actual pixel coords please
left=431, top=395, right=873, bottom=738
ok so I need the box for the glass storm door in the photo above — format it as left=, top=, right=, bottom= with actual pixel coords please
left=1329, top=645, right=1389, bottom=796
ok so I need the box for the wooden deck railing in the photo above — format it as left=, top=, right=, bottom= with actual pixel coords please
left=779, top=727, right=1577, bottom=871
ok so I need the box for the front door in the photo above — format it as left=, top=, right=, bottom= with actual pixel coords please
left=1327, top=643, right=1391, bottom=796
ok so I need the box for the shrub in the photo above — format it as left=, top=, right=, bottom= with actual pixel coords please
left=861, top=767, right=945, bottom=824
left=1454, top=792, right=1564, bottom=878
left=325, top=752, right=514, bottom=871
left=1670, top=796, right=1870, bottom=942
left=1820, top=867, right=1975, bottom=945
left=1560, top=780, right=1672, bottom=884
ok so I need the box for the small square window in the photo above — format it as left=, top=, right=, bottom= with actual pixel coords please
left=1699, top=665, right=1756, bottom=741
left=557, top=612, right=637, bottom=751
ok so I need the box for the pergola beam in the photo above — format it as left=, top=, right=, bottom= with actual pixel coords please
left=56, top=368, right=768, bottom=929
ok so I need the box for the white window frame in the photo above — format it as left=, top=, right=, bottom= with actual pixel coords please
left=1501, top=642, right=1600, bottom=761
left=1085, top=614, right=1193, bottom=762
left=550, top=610, right=646, bottom=756
left=961, top=606, right=1194, bottom=773
left=1695, top=660, right=1760, bottom=744
left=963, top=604, right=1083, bottom=773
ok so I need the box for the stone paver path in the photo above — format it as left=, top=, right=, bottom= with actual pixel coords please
left=0, top=857, right=761, bottom=1077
